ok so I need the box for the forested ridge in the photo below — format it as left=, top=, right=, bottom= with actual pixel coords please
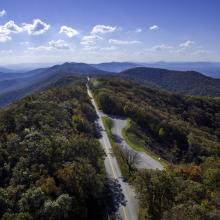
left=120, top=67, right=220, bottom=96
left=0, top=74, right=220, bottom=220
left=91, top=78, right=220, bottom=163
left=91, top=77, right=220, bottom=219
left=0, top=77, right=123, bottom=220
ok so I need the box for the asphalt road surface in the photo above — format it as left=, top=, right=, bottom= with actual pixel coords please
left=87, top=84, right=138, bottom=220
left=111, top=116, right=164, bottom=170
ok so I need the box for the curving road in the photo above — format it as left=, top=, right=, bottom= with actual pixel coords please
left=110, top=116, right=164, bottom=170
left=87, top=78, right=163, bottom=220
left=87, top=84, right=138, bottom=220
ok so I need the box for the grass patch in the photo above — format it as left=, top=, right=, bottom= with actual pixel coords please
left=122, top=119, right=168, bottom=167
left=102, top=116, right=114, bottom=135
left=101, top=116, right=134, bottom=181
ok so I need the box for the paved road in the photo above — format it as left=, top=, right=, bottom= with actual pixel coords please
left=87, top=85, right=138, bottom=220
left=111, top=116, right=164, bottom=170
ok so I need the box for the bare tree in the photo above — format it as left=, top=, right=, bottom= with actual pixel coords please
left=119, top=146, right=140, bottom=176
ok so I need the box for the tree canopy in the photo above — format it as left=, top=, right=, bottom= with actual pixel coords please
left=0, top=79, right=123, bottom=220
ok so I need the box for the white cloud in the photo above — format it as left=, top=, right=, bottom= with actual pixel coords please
left=0, top=49, right=13, bottom=54
left=0, top=19, right=50, bottom=42
left=91, top=25, right=117, bottom=34
left=20, top=41, right=30, bottom=46
left=0, top=34, right=11, bottom=42
left=192, top=49, right=209, bottom=55
left=4, top=20, right=23, bottom=33
left=148, top=44, right=173, bottom=52
left=135, top=28, right=142, bottom=33
left=179, top=40, right=195, bottom=48
left=28, top=45, right=52, bottom=52
left=81, top=35, right=103, bottom=46
left=149, top=25, right=159, bottom=30
left=0, top=20, right=23, bottom=43
left=59, top=26, right=79, bottom=38
left=82, top=45, right=98, bottom=51
left=28, top=39, right=72, bottom=51
left=23, top=19, right=50, bottom=35
left=48, top=39, right=72, bottom=50
left=109, top=39, right=141, bottom=45
left=0, top=20, right=23, bottom=35
left=100, top=46, right=118, bottom=51
left=0, top=10, right=6, bottom=17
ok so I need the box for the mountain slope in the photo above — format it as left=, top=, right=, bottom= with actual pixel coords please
left=142, top=61, right=220, bottom=78
left=92, top=62, right=143, bottom=72
left=0, top=62, right=110, bottom=107
left=91, top=77, right=220, bottom=219
left=120, top=67, right=220, bottom=96
left=91, top=77, right=220, bottom=163
left=0, top=79, right=122, bottom=219
left=0, top=67, right=13, bottom=73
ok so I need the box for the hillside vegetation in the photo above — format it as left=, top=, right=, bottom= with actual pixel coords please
left=91, top=78, right=220, bottom=164
left=121, top=67, right=220, bottom=96
left=0, top=78, right=123, bottom=220
left=0, top=62, right=110, bottom=107
left=91, top=77, right=220, bottom=219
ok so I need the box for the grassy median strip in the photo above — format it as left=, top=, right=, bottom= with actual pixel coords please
left=122, top=119, right=168, bottom=167
left=101, top=116, right=133, bottom=181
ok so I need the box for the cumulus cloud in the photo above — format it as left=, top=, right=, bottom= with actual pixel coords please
left=28, top=45, right=52, bottom=52
left=0, top=10, right=6, bottom=17
left=4, top=20, right=23, bottom=33
left=0, top=35, right=11, bottom=43
left=0, top=49, right=13, bottom=54
left=0, top=19, right=50, bottom=43
left=149, top=25, right=159, bottom=30
left=109, top=39, right=141, bottom=45
left=82, top=45, right=98, bottom=51
left=100, top=46, right=118, bottom=51
left=81, top=35, right=103, bottom=46
left=179, top=40, right=195, bottom=48
left=20, top=41, right=30, bottom=46
left=23, top=19, right=50, bottom=35
left=59, top=26, right=79, bottom=38
left=91, top=25, right=117, bottom=34
left=0, top=20, right=23, bottom=43
left=0, top=20, right=23, bottom=35
left=135, top=28, right=142, bottom=33
left=28, top=39, right=72, bottom=51
left=48, top=39, right=72, bottom=50
left=148, top=44, right=173, bottom=52
left=192, top=49, right=209, bottom=55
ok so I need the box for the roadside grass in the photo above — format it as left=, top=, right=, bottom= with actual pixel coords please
left=91, top=78, right=102, bottom=88
left=138, top=207, right=147, bottom=220
left=122, top=119, right=168, bottom=167
left=101, top=116, right=134, bottom=181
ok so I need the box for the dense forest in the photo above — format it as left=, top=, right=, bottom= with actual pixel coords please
left=91, top=78, right=220, bottom=164
left=135, top=159, right=220, bottom=219
left=0, top=77, right=123, bottom=220
left=120, top=67, right=220, bottom=96
left=91, top=77, right=220, bottom=219
left=1, top=74, right=219, bottom=220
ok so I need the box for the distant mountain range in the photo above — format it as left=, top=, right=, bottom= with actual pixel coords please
left=91, top=62, right=142, bottom=73
left=0, top=67, right=13, bottom=73
left=2, top=61, right=220, bottom=78
left=142, top=62, right=220, bottom=79
left=0, top=62, right=110, bottom=106
left=92, top=61, right=220, bottom=78
left=0, top=61, right=220, bottom=106
left=120, top=67, right=220, bottom=96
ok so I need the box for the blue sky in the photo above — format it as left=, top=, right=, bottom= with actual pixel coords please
left=0, top=0, right=219, bottom=64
